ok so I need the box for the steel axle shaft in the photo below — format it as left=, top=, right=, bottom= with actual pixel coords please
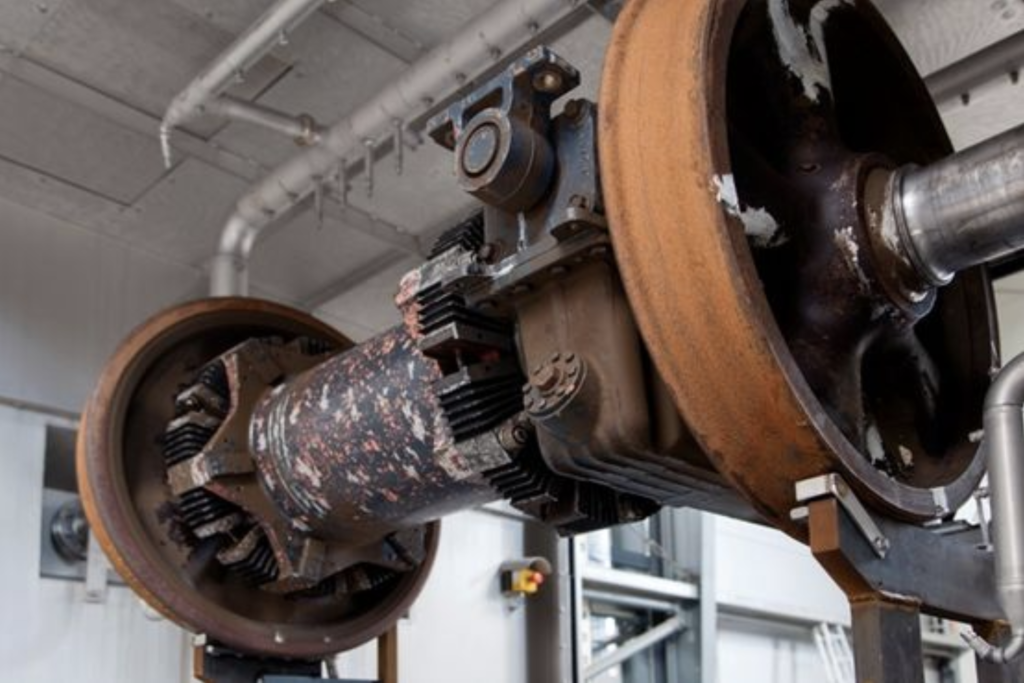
left=895, top=122, right=1024, bottom=285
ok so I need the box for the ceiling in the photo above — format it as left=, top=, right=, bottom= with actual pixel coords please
left=0, top=0, right=1021, bottom=341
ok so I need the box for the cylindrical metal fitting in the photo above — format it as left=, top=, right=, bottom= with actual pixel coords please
left=250, top=326, right=499, bottom=542
left=966, top=351, right=1024, bottom=661
left=897, top=123, right=1024, bottom=285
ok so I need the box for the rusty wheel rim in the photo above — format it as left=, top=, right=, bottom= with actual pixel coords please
left=599, top=0, right=995, bottom=534
left=78, top=298, right=441, bottom=657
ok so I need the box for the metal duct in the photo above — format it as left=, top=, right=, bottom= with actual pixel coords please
left=161, top=0, right=326, bottom=165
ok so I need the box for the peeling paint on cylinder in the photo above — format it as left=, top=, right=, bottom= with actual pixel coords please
left=250, top=325, right=499, bottom=542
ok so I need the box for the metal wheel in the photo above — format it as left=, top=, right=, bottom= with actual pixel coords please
left=599, top=0, right=996, bottom=534
left=78, top=298, right=440, bottom=657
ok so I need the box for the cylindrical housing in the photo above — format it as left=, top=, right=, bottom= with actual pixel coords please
left=250, top=326, right=499, bottom=543
left=898, top=123, right=1024, bottom=285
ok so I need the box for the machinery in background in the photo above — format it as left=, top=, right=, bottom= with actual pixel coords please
left=76, top=0, right=1024, bottom=680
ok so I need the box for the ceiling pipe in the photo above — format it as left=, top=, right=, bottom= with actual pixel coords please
left=160, top=0, right=327, bottom=167
left=205, top=95, right=324, bottom=146
left=926, top=29, right=1024, bottom=106
left=209, top=0, right=589, bottom=297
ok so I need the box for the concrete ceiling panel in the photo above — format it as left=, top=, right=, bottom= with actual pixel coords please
left=0, top=154, right=123, bottom=235
left=0, top=77, right=167, bottom=204
left=0, top=0, right=74, bottom=54
left=120, top=157, right=249, bottom=264
left=346, top=0, right=499, bottom=49
left=24, top=0, right=289, bottom=120
left=249, top=15, right=408, bottom=122
left=251, top=206, right=390, bottom=299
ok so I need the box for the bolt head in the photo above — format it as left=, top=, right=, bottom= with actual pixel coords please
left=533, top=70, right=564, bottom=93
left=532, top=365, right=562, bottom=392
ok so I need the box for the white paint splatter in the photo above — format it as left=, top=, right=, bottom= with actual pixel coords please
left=834, top=226, right=860, bottom=267
left=713, top=174, right=786, bottom=247
left=898, top=445, right=914, bottom=468
left=865, top=422, right=886, bottom=464
left=319, top=383, right=330, bottom=411
left=834, top=226, right=870, bottom=292
left=295, top=458, right=323, bottom=488
left=768, top=0, right=852, bottom=102
left=404, top=404, right=427, bottom=442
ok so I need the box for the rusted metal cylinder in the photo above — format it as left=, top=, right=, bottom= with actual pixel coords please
left=250, top=325, right=499, bottom=542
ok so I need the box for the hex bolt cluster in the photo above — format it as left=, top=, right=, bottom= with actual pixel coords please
left=523, top=351, right=585, bottom=415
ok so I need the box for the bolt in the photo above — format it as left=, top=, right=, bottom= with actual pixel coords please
left=563, top=99, right=584, bottom=122
left=532, top=365, right=562, bottom=392
left=534, top=70, right=564, bottom=93
left=511, top=426, right=530, bottom=445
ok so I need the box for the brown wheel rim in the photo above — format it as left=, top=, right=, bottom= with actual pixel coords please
left=599, top=0, right=995, bottom=535
left=78, top=298, right=440, bottom=657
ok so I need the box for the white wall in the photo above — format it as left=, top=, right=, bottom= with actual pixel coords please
left=0, top=195, right=205, bottom=414
left=334, top=510, right=528, bottom=683
left=0, top=404, right=189, bottom=683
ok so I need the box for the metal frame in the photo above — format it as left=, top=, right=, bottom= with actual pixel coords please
left=575, top=509, right=709, bottom=683
left=801, top=484, right=1024, bottom=682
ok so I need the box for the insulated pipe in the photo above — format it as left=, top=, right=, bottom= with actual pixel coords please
left=160, top=0, right=325, bottom=165
left=895, top=122, right=1024, bottom=286
left=964, top=352, right=1024, bottom=662
left=205, top=95, right=323, bottom=146
left=208, top=0, right=586, bottom=296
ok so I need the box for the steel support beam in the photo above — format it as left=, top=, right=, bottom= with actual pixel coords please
left=525, top=522, right=575, bottom=683
left=584, top=614, right=687, bottom=680
left=850, top=599, right=924, bottom=683
left=581, top=565, right=699, bottom=603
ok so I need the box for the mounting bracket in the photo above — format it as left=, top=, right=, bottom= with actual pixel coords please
left=791, top=473, right=890, bottom=559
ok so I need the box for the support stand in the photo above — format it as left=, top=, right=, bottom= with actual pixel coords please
left=794, top=475, right=1024, bottom=682
left=194, top=627, right=399, bottom=683
left=849, top=598, right=923, bottom=683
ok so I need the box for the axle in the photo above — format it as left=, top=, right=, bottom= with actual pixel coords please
left=893, top=122, right=1024, bottom=287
